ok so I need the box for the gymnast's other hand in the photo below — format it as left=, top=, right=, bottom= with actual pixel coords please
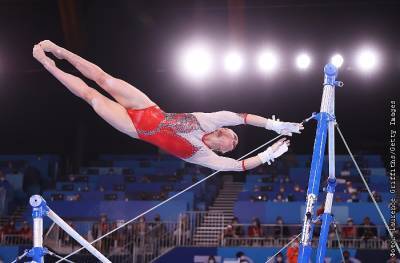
left=265, top=116, right=304, bottom=136
left=257, top=138, right=290, bottom=165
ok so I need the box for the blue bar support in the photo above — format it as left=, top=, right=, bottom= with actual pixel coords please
left=298, top=63, right=340, bottom=263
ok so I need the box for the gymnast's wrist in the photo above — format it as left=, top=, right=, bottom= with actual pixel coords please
left=257, top=147, right=274, bottom=165
left=265, top=119, right=277, bottom=130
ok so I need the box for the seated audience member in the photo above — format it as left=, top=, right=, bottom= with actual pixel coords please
left=134, top=216, right=147, bottom=236
left=273, top=216, right=290, bottom=238
left=286, top=237, right=299, bottom=263
left=150, top=214, right=167, bottom=239
left=358, top=217, right=377, bottom=240
left=248, top=218, right=263, bottom=237
left=223, top=224, right=234, bottom=239
left=92, top=214, right=112, bottom=252
left=173, top=214, right=191, bottom=244
left=231, top=217, right=244, bottom=237
left=347, top=193, right=359, bottom=203
left=342, top=250, right=361, bottom=263
left=342, top=218, right=357, bottom=239
left=368, top=191, right=382, bottom=202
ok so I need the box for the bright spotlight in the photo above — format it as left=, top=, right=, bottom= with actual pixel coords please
left=356, top=48, right=379, bottom=72
left=258, top=50, right=279, bottom=73
left=296, top=53, right=311, bottom=70
left=224, top=51, right=244, bottom=73
left=181, top=45, right=213, bottom=79
left=331, top=54, right=344, bottom=68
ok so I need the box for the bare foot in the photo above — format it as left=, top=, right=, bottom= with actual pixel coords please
left=32, top=44, right=55, bottom=69
left=39, top=40, right=64, bottom=59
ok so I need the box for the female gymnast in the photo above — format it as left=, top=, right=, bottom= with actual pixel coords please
left=32, top=40, right=303, bottom=172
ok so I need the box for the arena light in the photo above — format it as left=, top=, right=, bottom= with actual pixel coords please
left=331, top=54, right=344, bottom=68
left=257, top=50, right=279, bottom=73
left=356, top=48, right=379, bottom=72
left=180, top=45, right=213, bottom=79
left=224, top=50, right=244, bottom=74
left=296, top=53, right=311, bottom=70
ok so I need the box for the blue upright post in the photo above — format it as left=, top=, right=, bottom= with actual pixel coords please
left=298, top=64, right=340, bottom=263
left=28, top=195, right=49, bottom=263
left=26, top=195, right=111, bottom=263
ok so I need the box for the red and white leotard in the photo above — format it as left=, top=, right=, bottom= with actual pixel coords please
left=127, top=106, right=248, bottom=171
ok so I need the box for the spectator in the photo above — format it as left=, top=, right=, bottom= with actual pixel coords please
left=110, top=221, right=124, bottom=248
left=223, top=219, right=242, bottom=245
left=273, top=216, right=289, bottom=238
left=248, top=218, right=263, bottom=237
left=18, top=221, right=32, bottom=243
left=92, top=215, right=111, bottom=252
left=342, top=250, right=361, bottom=263
left=358, top=217, right=377, bottom=240
left=368, top=191, right=382, bottom=203
left=341, top=218, right=357, bottom=239
left=286, top=238, right=299, bottom=263
left=231, top=217, right=244, bottom=237
left=236, top=251, right=254, bottom=263
left=150, top=214, right=166, bottom=238
left=134, top=216, right=147, bottom=236
left=223, top=224, right=235, bottom=239
left=173, top=214, right=191, bottom=245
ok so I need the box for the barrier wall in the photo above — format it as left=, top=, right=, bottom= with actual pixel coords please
left=234, top=201, right=396, bottom=224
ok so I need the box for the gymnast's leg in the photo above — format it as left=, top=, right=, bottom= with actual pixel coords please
left=32, top=44, right=138, bottom=138
left=38, top=40, right=156, bottom=110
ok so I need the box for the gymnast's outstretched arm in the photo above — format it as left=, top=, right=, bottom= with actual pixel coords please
left=196, top=138, right=290, bottom=172
left=194, top=111, right=304, bottom=136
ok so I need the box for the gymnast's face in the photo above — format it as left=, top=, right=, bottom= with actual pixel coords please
left=210, top=128, right=238, bottom=154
